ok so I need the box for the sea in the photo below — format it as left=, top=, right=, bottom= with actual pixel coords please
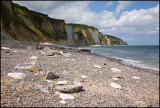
left=78, top=45, right=159, bottom=71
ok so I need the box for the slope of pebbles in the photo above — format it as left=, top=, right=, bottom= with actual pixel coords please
left=1, top=42, right=159, bottom=107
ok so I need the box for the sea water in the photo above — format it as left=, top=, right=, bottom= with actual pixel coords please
left=78, top=45, right=159, bottom=71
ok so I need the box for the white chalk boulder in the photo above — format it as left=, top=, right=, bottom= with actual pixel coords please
left=110, top=82, right=122, bottom=89
left=30, top=56, right=39, bottom=60
left=112, top=78, right=119, bottom=80
left=81, top=75, right=88, bottom=79
left=8, top=73, right=26, bottom=79
left=111, top=68, right=121, bottom=72
left=1, top=47, right=10, bottom=50
left=94, top=65, right=101, bottom=68
left=57, top=81, right=68, bottom=85
left=14, top=65, right=33, bottom=70
left=59, top=93, right=74, bottom=100
left=59, top=100, right=66, bottom=104
left=132, top=76, right=140, bottom=79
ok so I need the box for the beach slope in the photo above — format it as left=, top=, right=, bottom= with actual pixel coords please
left=1, top=42, right=159, bottom=107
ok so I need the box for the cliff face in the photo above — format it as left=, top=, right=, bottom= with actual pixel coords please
left=102, top=35, right=128, bottom=45
left=101, top=35, right=127, bottom=45
left=67, top=24, right=103, bottom=45
left=1, top=1, right=67, bottom=44
left=66, top=24, right=127, bottom=45
left=1, top=1, right=127, bottom=46
left=65, top=25, right=78, bottom=45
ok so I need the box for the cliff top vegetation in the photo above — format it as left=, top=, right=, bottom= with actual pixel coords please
left=68, top=23, right=98, bottom=30
left=104, top=34, right=123, bottom=41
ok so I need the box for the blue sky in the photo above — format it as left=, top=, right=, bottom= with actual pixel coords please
left=89, top=1, right=159, bottom=13
left=13, top=1, right=159, bottom=45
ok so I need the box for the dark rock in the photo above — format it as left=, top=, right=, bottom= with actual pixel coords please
left=117, top=59, right=122, bottom=62
left=63, top=50, right=67, bottom=53
left=77, top=49, right=81, bottom=52
left=55, top=85, right=83, bottom=93
left=117, top=76, right=123, bottom=78
left=6, top=50, right=11, bottom=54
left=59, top=47, right=65, bottom=49
left=80, top=49, right=91, bottom=52
left=45, top=72, right=59, bottom=80
left=80, top=79, right=85, bottom=82
left=68, top=48, right=74, bottom=50
left=35, top=45, right=43, bottom=50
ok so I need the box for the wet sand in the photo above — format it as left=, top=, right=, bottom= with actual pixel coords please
left=1, top=41, right=159, bottom=107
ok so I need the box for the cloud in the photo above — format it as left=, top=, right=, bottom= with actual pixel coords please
left=106, top=1, right=113, bottom=6
left=12, top=1, right=77, bottom=14
left=51, top=2, right=159, bottom=37
left=115, top=1, right=131, bottom=15
left=12, top=1, right=159, bottom=44
left=97, top=4, right=159, bottom=35
left=48, top=1, right=92, bottom=23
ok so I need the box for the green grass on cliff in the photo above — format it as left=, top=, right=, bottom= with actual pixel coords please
left=14, top=3, right=43, bottom=27
left=14, top=3, right=64, bottom=25
left=68, top=23, right=97, bottom=30
left=103, top=34, right=127, bottom=45
left=14, top=3, right=67, bottom=40
left=104, top=35, right=123, bottom=41
left=49, top=18, right=65, bottom=24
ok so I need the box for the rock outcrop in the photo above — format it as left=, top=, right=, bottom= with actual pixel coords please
left=1, top=1, right=127, bottom=46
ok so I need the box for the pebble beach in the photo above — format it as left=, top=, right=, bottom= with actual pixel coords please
left=1, top=41, right=159, bottom=107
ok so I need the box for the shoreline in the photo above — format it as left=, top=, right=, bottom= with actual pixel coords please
left=77, top=46, right=159, bottom=75
left=90, top=53, right=159, bottom=76
left=1, top=41, right=159, bottom=75
left=1, top=41, right=159, bottom=107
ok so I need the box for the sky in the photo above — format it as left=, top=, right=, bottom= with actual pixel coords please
left=13, top=1, right=159, bottom=45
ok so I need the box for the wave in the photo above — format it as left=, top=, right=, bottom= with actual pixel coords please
left=78, top=46, right=159, bottom=72
left=113, top=57, right=159, bottom=71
